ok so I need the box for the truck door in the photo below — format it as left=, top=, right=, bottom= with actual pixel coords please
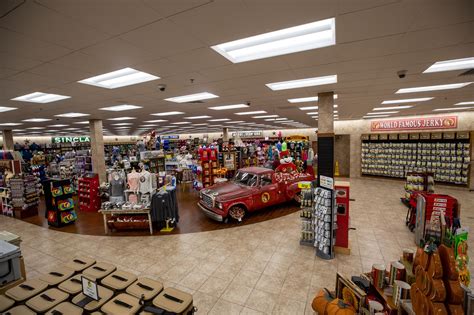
left=257, top=174, right=280, bottom=207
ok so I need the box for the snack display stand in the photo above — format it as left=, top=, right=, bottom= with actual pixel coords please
left=78, top=173, right=100, bottom=212
left=44, top=178, right=77, bottom=227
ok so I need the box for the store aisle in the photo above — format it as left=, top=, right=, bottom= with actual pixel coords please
left=1, top=177, right=472, bottom=314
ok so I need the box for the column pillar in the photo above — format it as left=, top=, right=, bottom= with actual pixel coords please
left=2, top=130, right=14, bottom=150
left=223, top=127, right=229, bottom=143
left=89, top=120, right=107, bottom=183
left=317, top=92, right=335, bottom=181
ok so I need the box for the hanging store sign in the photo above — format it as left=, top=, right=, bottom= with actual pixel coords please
left=162, top=135, right=179, bottom=140
left=232, top=131, right=263, bottom=138
left=370, top=116, right=457, bottom=131
left=52, top=136, right=90, bottom=144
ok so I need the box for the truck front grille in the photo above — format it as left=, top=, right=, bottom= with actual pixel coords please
left=201, top=193, right=214, bottom=208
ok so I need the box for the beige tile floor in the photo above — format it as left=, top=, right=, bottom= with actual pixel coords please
left=1, top=177, right=473, bottom=314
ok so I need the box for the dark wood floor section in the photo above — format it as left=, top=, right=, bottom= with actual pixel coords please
left=21, top=183, right=300, bottom=236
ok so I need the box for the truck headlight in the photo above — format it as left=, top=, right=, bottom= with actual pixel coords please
left=217, top=202, right=223, bottom=209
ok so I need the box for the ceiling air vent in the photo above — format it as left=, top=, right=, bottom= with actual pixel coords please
left=459, top=69, right=474, bottom=76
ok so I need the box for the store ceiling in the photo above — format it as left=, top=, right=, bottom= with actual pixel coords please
left=0, top=0, right=473, bottom=136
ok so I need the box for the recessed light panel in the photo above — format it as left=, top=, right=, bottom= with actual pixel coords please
left=184, top=116, right=211, bottom=119
left=99, top=104, right=143, bottom=111
left=73, top=121, right=90, bottom=124
left=366, top=111, right=399, bottom=115
left=423, top=57, right=474, bottom=73
left=47, top=124, right=69, bottom=127
left=225, top=121, right=245, bottom=124
left=433, top=107, right=474, bottom=111
left=111, top=123, right=133, bottom=126
left=107, top=117, right=136, bottom=121
left=144, top=119, right=168, bottom=123
left=253, top=115, right=279, bottom=118
left=455, top=101, right=474, bottom=106
left=373, top=105, right=413, bottom=111
left=209, top=118, right=230, bottom=122
left=396, top=82, right=472, bottom=94
left=299, top=106, right=318, bottom=110
left=266, top=75, right=337, bottom=91
left=0, top=106, right=17, bottom=113
left=288, top=94, right=338, bottom=103
left=12, top=92, right=70, bottom=103
left=171, top=122, right=192, bottom=125
left=26, top=127, right=45, bottom=130
left=165, top=92, right=218, bottom=103
left=22, top=118, right=52, bottom=122
left=211, top=18, right=335, bottom=63
left=306, top=112, right=318, bottom=115
left=151, top=112, right=184, bottom=116
left=78, top=68, right=160, bottom=89
left=55, top=113, right=90, bottom=118
left=235, top=111, right=267, bottom=115
left=208, top=104, right=249, bottom=110
left=381, top=97, right=433, bottom=104
left=0, top=123, right=22, bottom=126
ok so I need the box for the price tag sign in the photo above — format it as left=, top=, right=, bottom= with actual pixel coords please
left=81, top=276, right=99, bottom=301
left=320, top=176, right=334, bottom=189
left=298, top=181, right=312, bottom=189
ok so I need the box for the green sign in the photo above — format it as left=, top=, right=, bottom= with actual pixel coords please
left=52, top=136, right=90, bottom=144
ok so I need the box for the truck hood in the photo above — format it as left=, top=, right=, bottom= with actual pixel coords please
left=202, top=182, right=253, bottom=200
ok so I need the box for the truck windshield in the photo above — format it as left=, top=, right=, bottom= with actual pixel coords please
left=233, top=171, right=258, bottom=187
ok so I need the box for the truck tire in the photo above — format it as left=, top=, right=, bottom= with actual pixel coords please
left=228, top=205, right=246, bottom=222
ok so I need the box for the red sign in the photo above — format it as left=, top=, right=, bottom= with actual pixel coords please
left=371, top=116, right=457, bottom=131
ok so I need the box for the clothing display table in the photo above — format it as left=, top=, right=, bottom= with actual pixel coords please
left=98, top=208, right=153, bottom=235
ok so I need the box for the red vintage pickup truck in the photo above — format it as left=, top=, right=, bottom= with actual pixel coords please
left=198, top=166, right=314, bottom=222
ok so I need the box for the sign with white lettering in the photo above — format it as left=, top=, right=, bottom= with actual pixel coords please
left=232, top=131, right=263, bottom=138
left=52, top=136, right=90, bottom=144
left=371, top=116, right=457, bottom=131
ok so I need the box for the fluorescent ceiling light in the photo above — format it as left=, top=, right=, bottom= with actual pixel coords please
left=78, top=68, right=159, bottom=89
left=381, top=97, right=433, bottom=104
left=144, top=119, right=168, bottom=123
left=99, top=104, right=142, bottom=111
left=235, top=111, right=267, bottom=115
left=363, top=115, right=390, bottom=119
left=211, top=18, right=335, bottom=63
left=107, top=117, right=136, bottom=121
left=171, top=122, right=192, bottom=125
left=165, top=92, right=218, bottom=103
left=306, top=112, right=318, bottom=115
left=299, top=106, right=318, bottom=110
left=253, top=115, right=279, bottom=118
left=12, top=92, right=70, bottom=103
left=373, top=105, right=413, bottom=111
left=115, top=126, right=131, bottom=129
left=151, top=112, right=184, bottom=116
left=26, top=127, right=45, bottom=130
left=288, top=94, right=338, bottom=103
left=209, top=118, right=230, bottom=122
left=0, top=123, right=22, bottom=126
left=192, top=123, right=208, bottom=126
left=455, top=101, right=474, bottom=105
left=423, top=57, right=474, bottom=73
left=311, top=116, right=318, bottom=118
left=433, top=107, right=474, bottom=111
left=274, top=118, right=288, bottom=121
left=111, top=123, right=133, bottom=126
left=266, top=75, right=337, bottom=91
left=47, top=124, right=68, bottom=127
left=0, top=106, right=17, bottom=113
left=22, top=118, right=51, bottom=122
left=73, top=121, right=90, bottom=124
left=225, top=121, right=245, bottom=124
left=396, top=82, right=472, bottom=94
left=184, top=116, right=211, bottom=119
left=366, top=111, right=399, bottom=115
left=140, top=124, right=157, bottom=127
left=55, top=113, right=90, bottom=118
left=333, top=110, right=338, bottom=113
left=208, top=104, right=249, bottom=110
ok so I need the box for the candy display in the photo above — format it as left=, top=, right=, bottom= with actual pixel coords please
left=44, top=178, right=77, bottom=227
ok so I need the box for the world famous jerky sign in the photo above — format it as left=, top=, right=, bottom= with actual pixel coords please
left=52, top=136, right=90, bottom=144
left=371, top=116, right=457, bottom=131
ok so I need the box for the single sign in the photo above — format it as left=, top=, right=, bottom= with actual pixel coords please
left=81, top=276, right=99, bottom=301
left=320, top=175, right=334, bottom=189
left=298, top=181, right=312, bottom=189
left=371, top=116, right=457, bottom=131
left=232, top=131, right=263, bottom=138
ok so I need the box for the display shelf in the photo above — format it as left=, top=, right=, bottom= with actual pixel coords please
left=300, top=184, right=314, bottom=245
left=9, top=175, right=39, bottom=219
left=78, top=173, right=100, bottom=212
left=361, top=131, right=470, bottom=186
left=314, top=185, right=336, bottom=260
left=44, top=178, right=77, bottom=227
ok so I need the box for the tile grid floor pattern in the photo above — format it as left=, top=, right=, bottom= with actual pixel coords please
left=1, top=178, right=473, bottom=314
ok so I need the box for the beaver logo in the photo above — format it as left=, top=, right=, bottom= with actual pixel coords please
left=261, top=192, right=270, bottom=203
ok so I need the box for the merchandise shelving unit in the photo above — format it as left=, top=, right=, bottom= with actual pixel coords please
left=78, top=173, right=100, bottom=212
left=299, top=184, right=314, bottom=246
left=361, top=131, right=471, bottom=186
left=146, top=157, right=165, bottom=173
left=9, top=175, right=39, bottom=219
left=44, top=178, right=77, bottom=227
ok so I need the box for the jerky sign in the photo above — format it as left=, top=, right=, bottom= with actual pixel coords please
left=371, top=116, right=457, bottom=132
left=52, top=136, right=90, bottom=144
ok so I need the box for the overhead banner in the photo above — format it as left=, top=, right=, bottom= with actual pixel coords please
left=370, top=116, right=457, bottom=131
left=52, top=136, right=90, bottom=144
left=232, top=131, right=263, bottom=138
